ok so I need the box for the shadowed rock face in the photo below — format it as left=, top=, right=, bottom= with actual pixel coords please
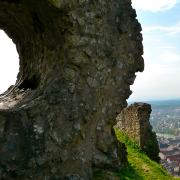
left=0, top=0, right=144, bottom=179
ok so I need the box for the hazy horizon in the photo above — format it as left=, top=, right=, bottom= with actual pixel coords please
left=128, top=97, right=180, bottom=103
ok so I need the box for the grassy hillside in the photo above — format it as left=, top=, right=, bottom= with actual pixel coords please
left=93, top=129, right=180, bottom=180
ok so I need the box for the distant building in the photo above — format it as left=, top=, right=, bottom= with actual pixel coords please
left=167, top=154, right=180, bottom=164
left=158, top=137, right=180, bottom=177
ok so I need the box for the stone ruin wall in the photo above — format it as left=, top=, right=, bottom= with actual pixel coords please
left=116, top=103, right=151, bottom=146
left=0, top=0, right=144, bottom=179
left=116, top=103, right=160, bottom=162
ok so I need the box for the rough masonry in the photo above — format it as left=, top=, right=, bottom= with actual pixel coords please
left=0, top=0, right=144, bottom=179
left=116, top=103, right=160, bottom=162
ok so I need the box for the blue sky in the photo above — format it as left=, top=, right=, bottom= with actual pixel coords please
left=129, top=0, right=180, bottom=101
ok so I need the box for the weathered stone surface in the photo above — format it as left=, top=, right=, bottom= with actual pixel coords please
left=116, top=103, right=160, bottom=162
left=0, top=0, right=143, bottom=179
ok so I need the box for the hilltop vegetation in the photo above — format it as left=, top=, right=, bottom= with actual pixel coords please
left=93, top=129, right=180, bottom=180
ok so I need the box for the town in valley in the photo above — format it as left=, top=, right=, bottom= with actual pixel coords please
left=149, top=100, right=180, bottom=177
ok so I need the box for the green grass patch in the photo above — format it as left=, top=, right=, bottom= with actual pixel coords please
left=115, top=129, right=180, bottom=180
left=93, top=129, right=180, bottom=180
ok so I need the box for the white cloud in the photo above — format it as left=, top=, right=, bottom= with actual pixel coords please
left=143, top=22, right=180, bottom=35
left=155, top=46, right=176, bottom=49
left=159, top=51, right=180, bottom=64
left=143, top=49, right=180, bottom=71
left=129, top=62, right=180, bottom=101
left=132, top=0, right=178, bottom=12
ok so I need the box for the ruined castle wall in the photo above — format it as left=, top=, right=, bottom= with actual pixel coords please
left=116, top=103, right=160, bottom=162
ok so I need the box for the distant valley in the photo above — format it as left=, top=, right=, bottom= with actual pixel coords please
left=148, top=99, right=180, bottom=136
left=145, top=99, right=180, bottom=177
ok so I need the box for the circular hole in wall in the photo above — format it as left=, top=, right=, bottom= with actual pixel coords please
left=0, top=30, right=19, bottom=94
